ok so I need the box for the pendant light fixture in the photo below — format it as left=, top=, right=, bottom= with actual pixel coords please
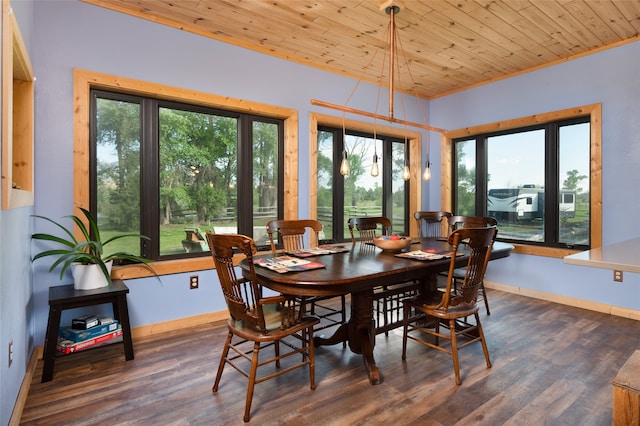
left=311, top=1, right=445, bottom=133
left=311, top=0, right=445, bottom=186
left=370, top=118, right=379, bottom=177
left=340, top=116, right=350, bottom=177
left=371, top=143, right=379, bottom=177
left=422, top=154, right=431, bottom=181
left=402, top=138, right=410, bottom=181
left=311, top=1, right=446, bottom=184
left=340, top=149, right=350, bottom=177
left=422, top=133, right=431, bottom=181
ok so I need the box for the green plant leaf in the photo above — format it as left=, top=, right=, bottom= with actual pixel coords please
left=31, top=209, right=157, bottom=285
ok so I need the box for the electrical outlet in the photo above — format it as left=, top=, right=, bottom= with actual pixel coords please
left=8, top=339, right=13, bottom=367
left=190, top=275, right=199, bottom=289
left=614, top=270, right=623, bottom=282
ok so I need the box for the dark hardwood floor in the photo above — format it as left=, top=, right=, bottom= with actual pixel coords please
left=20, top=289, right=640, bottom=425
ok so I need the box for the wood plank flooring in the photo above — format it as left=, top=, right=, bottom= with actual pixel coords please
left=20, top=289, right=640, bottom=425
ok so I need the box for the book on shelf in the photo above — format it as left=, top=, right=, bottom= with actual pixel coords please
left=59, top=320, right=120, bottom=343
left=56, top=327, right=122, bottom=354
left=253, top=256, right=325, bottom=273
left=395, top=248, right=463, bottom=261
left=285, top=245, right=350, bottom=258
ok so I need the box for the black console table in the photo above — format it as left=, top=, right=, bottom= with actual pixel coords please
left=42, top=279, right=134, bottom=382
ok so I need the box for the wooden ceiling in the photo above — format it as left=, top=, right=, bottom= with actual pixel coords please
left=83, top=0, right=640, bottom=99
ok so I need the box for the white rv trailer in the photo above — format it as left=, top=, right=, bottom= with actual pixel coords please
left=487, top=186, right=576, bottom=222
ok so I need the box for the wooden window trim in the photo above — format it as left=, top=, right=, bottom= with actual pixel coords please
left=73, top=69, right=298, bottom=277
left=309, top=112, right=422, bottom=237
left=441, top=103, right=602, bottom=258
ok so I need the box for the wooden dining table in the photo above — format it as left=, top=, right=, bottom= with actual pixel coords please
left=240, top=238, right=513, bottom=385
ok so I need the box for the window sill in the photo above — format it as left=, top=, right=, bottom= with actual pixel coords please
left=510, top=243, right=581, bottom=259
left=111, top=251, right=269, bottom=280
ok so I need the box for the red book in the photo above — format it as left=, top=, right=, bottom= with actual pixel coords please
left=56, top=328, right=123, bottom=354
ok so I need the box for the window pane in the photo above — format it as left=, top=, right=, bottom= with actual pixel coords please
left=317, top=130, right=334, bottom=239
left=96, top=98, right=142, bottom=257
left=252, top=121, right=278, bottom=246
left=344, top=133, right=382, bottom=239
left=487, top=130, right=545, bottom=241
left=559, top=122, right=590, bottom=246
left=455, top=139, right=476, bottom=215
left=316, top=126, right=409, bottom=243
left=391, top=142, right=406, bottom=233
left=158, top=107, right=238, bottom=255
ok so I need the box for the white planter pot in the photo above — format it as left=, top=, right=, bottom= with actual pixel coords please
left=71, top=261, right=113, bottom=291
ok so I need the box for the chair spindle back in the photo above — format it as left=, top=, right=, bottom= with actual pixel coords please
left=347, top=216, right=391, bottom=243
left=266, top=219, right=322, bottom=255
left=414, top=211, right=452, bottom=238
left=206, top=232, right=266, bottom=332
left=441, top=226, right=497, bottom=311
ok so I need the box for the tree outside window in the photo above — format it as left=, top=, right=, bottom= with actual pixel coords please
left=93, top=91, right=282, bottom=260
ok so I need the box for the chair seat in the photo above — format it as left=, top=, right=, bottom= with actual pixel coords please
left=229, top=314, right=320, bottom=342
left=404, top=294, right=480, bottom=320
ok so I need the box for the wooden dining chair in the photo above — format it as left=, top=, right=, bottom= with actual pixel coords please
left=447, top=215, right=498, bottom=233
left=414, top=211, right=452, bottom=239
left=266, top=219, right=346, bottom=337
left=347, top=216, right=391, bottom=243
left=445, top=215, right=498, bottom=315
left=402, top=226, right=497, bottom=385
left=206, top=232, right=320, bottom=423
left=347, top=216, right=419, bottom=336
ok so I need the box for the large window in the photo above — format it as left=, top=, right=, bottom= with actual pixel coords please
left=316, top=125, right=410, bottom=242
left=91, top=90, right=283, bottom=260
left=451, top=109, right=599, bottom=253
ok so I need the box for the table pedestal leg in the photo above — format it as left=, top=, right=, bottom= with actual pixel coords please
left=314, top=323, right=348, bottom=346
left=420, top=272, right=439, bottom=294
left=313, top=289, right=381, bottom=384
left=349, top=289, right=380, bottom=384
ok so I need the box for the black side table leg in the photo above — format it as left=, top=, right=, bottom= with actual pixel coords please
left=42, top=306, right=62, bottom=383
left=114, top=296, right=134, bottom=360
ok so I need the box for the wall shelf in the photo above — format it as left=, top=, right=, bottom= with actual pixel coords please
left=2, top=0, right=35, bottom=210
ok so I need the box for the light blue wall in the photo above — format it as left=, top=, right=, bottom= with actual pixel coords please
left=1, top=1, right=34, bottom=423
left=431, top=41, right=640, bottom=307
left=29, top=0, right=428, bottom=349
left=4, top=0, right=640, bottom=421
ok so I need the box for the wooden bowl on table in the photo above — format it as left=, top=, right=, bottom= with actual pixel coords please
left=372, top=235, right=411, bottom=252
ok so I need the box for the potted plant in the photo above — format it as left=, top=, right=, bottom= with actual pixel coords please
left=32, top=207, right=155, bottom=290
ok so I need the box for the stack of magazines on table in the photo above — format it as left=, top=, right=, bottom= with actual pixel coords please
left=395, top=248, right=464, bottom=261
left=284, top=245, right=349, bottom=258
left=253, top=256, right=326, bottom=273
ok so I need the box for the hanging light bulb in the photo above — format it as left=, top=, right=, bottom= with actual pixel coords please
left=402, top=137, right=410, bottom=181
left=340, top=150, right=350, bottom=176
left=422, top=155, right=431, bottom=181
left=370, top=153, right=379, bottom=177
left=422, top=163, right=431, bottom=181
left=370, top=140, right=379, bottom=177
left=402, top=164, right=410, bottom=180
